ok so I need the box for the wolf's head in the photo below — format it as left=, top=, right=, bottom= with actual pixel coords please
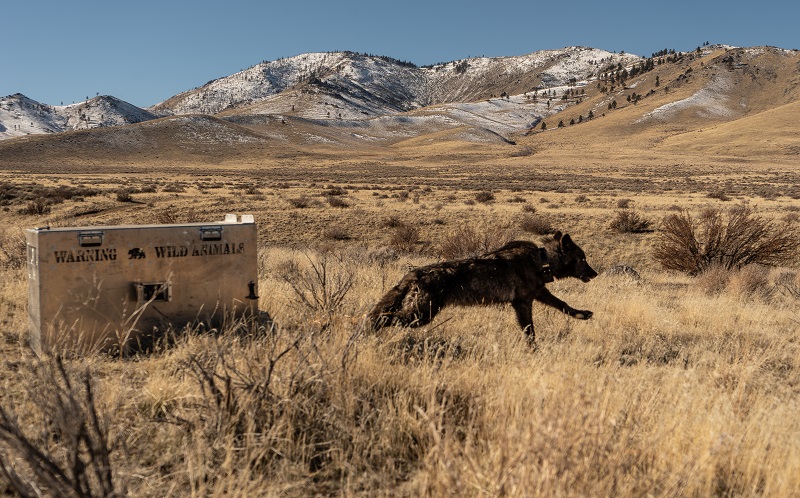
left=551, top=232, right=598, bottom=283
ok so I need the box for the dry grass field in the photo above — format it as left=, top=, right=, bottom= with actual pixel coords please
left=2, top=51, right=800, bottom=494
left=1, top=143, right=799, bottom=496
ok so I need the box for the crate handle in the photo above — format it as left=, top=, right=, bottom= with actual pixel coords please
left=78, top=231, right=104, bottom=247
left=199, top=227, right=223, bottom=241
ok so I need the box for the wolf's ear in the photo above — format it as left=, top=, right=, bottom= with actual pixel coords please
left=553, top=231, right=563, bottom=241
left=560, top=234, right=575, bottom=249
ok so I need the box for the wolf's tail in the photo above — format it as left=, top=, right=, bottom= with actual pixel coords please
left=366, top=283, right=410, bottom=330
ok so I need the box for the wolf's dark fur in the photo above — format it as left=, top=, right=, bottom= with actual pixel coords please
left=367, top=232, right=597, bottom=342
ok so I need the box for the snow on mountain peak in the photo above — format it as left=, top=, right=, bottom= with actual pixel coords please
left=2, top=47, right=642, bottom=141
left=0, top=94, right=156, bottom=140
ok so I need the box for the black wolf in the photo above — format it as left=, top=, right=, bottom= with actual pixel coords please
left=367, top=232, right=597, bottom=342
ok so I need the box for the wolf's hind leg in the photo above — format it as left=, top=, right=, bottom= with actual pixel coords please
left=512, top=300, right=535, bottom=341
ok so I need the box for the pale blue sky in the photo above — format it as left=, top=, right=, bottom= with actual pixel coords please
left=4, top=0, right=798, bottom=108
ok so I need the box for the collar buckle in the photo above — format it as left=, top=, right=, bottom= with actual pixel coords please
left=539, top=247, right=554, bottom=283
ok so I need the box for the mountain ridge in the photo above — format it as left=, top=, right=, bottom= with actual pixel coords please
left=1, top=44, right=799, bottom=167
left=1, top=46, right=638, bottom=141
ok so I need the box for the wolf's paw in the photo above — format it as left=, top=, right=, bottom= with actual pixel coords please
left=573, top=310, right=593, bottom=320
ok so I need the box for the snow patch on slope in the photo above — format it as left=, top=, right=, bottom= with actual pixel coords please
left=0, top=94, right=65, bottom=139
left=154, top=52, right=351, bottom=115
left=636, top=74, right=735, bottom=122
left=61, top=96, right=157, bottom=130
left=153, top=116, right=267, bottom=145
left=3, top=47, right=642, bottom=142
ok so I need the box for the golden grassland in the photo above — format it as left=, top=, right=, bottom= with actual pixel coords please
left=2, top=44, right=800, bottom=495
left=1, top=142, right=800, bottom=497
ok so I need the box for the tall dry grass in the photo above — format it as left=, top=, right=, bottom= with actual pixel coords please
left=2, top=241, right=799, bottom=497
left=1, top=179, right=799, bottom=496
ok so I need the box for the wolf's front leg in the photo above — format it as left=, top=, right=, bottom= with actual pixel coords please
left=535, top=288, right=593, bottom=320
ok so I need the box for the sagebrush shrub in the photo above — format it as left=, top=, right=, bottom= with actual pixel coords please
left=276, top=251, right=356, bottom=315
left=610, top=210, right=652, bottom=233
left=381, top=215, right=404, bottom=228
left=0, top=358, right=121, bottom=497
left=694, top=265, right=732, bottom=295
left=653, top=206, right=799, bottom=275
left=438, top=224, right=514, bottom=259
left=153, top=206, right=198, bottom=224
left=726, top=264, right=773, bottom=300
left=520, top=214, right=555, bottom=235
left=323, top=226, right=350, bottom=240
left=19, top=198, right=51, bottom=215
left=326, top=195, right=349, bottom=208
left=776, top=272, right=800, bottom=299
left=388, top=223, right=421, bottom=254
left=115, top=188, right=134, bottom=202
left=707, top=190, right=731, bottom=201
left=287, top=195, right=313, bottom=208
left=0, top=230, right=26, bottom=270
left=695, top=264, right=773, bottom=301
left=324, top=186, right=347, bottom=196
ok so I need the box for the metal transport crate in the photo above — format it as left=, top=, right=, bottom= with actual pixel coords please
left=26, top=214, right=258, bottom=355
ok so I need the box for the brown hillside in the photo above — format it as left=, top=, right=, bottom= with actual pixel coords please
left=516, top=47, right=800, bottom=169
left=1, top=46, right=798, bottom=175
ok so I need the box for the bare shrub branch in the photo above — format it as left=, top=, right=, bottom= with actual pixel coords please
left=776, top=272, right=800, bottom=299
left=609, top=210, right=653, bottom=233
left=0, top=357, right=122, bottom=498
left=388, top=222, right=421, bottom=254
left=19, top=198, right=51, bottom=216
left=277, top=251, right=356, bottom=316
left=520, top=214, right=555, bottom=235
left=152, top=205, right=199, bottom=224
left=438, top=223, right=515, bottom=260
left=0, top=229, right=27, bottom=271
left=653, top=206, right=800, bottom=275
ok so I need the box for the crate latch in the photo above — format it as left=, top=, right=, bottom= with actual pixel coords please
left=78, top=231, right=104, bottom=247
left=199, top=227, right=223, bottom=241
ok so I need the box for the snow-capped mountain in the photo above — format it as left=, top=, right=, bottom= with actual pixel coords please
left=1, top=47, right=639, bottom=141
left=0, top=94, right=156, bottom=140
left=61, top=96, right=157, bottom=130
left=152, top=47, right=640, bottom=120
left=3, top=45, right=799, bottom=162
left=0, top=94, right=66, bottom=138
